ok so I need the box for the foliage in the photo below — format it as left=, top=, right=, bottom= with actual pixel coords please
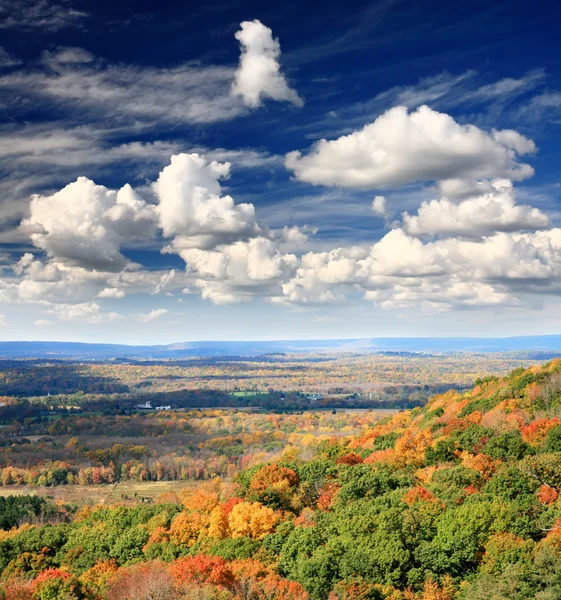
left=3, top=360, right=561, bottom=599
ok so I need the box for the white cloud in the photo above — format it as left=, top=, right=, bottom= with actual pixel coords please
left=307, top=70, right=547, bottom=140
left=156, top=153, right=263, bottom=251
left=531, top=92, right=561, bottom=108
left=460, top=70, right=546, bottom=103
left=41, top=46, right=95, bottom=68
left=403, top=179, right=550, bottom=237
left=279, top=225, right=314, bottom=246
left=21, top=177, right=158, bottom=271
left=232, top=19, right=303, bottom=108
left=15, top=258, right=117, bottom=304
left=47, top=302, right=121, bottom=323
left=0, top=59, right=244, bottom=125
left=11, top=251, right=193, bottom=307
left=0, top=46, right=21, bottom=67
left=182, top=238, right=297, bottom=305
left=270, top=224, right=561, bottom=310
left=274, top=246, right=365, bottom=306
left=34, top=319, right=53, bottom=326
left=138, top=308, right=169, bottom=322
left=97, top=287, right=126, bottom=299
left=0, top=126, right=186, bottom=175
left=520, top=91, right=561, bottom=122
left=0, top=0, right=89, bottom=31
left=286, top=105, right=535, bottom=189
left=435, top=179, right=497, bottom=200
left=372, top=196, right=386, bottom=216
left=5, top=147, right=560, bottom=317
left=152, top=270, right=177, bottom=296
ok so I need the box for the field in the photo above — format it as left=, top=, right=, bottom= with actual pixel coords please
left=0, top=480, right=197, bottom=505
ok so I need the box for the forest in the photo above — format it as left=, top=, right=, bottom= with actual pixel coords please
left=1, top=359, right=561, bottom=599
left=0, top=352, right=536, bottom=397
left=0, top=352, right=539, bottom=417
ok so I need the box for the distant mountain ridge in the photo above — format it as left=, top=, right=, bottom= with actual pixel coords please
left=1, top=335, right=561, bottom=358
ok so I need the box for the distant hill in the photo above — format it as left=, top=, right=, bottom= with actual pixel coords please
left=1, top=335, right=561, bottom=359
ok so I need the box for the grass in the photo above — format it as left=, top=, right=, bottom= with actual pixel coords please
left=0, top=480, right=198, bottom=506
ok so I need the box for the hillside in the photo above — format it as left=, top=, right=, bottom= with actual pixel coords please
left=2, top=359, right=561, bottom=599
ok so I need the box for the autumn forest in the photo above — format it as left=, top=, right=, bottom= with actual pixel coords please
left=1, top=355, right=561, bottom=599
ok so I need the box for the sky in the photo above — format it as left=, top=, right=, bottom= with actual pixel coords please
left=1, top=0, right=561, bottom=343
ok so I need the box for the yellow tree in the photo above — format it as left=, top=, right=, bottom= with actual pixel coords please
left=228, top=502, right=279, bottom=539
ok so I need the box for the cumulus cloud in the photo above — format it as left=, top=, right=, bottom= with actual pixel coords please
left=182, top=238, right=297, bottom=305
left=21, top=177, right=158, bottom=271
left=11, top=251, right=192, bottom=308
left=274, top=247, right=366, bottom=306
left=98, top=287, right=126, bottom=299
left=7, top=145, right=560, bottom=318
left=156, top=153, right=263, bottom=251
left=9, top=152, right=282, bottom=313
left=279, top=225, right=315, bottom=247
left=403, top=179, right=550, bottom=237
left=275, top=227, right=561, bottom=310
left=232, top=19, right=303, bottom=108
left=14, top=256, right=119, bottom=304
left=435, top=179, right=497, bottom=200
left=286, top=105, right=535, bottom=189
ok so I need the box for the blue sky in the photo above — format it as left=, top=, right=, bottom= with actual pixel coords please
left=1, top=0, right=561, bottom=343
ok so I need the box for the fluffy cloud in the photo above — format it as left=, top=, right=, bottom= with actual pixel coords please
left=403, top=179, right=550, bottom=237
left=21, top=178, right=158, bottom=271
left=12, top=252, right=191, bottom=307
left=276, top=227, right=561, bottom=309
left=232, top=20, right=303, bottom=108
left=156, top=153, right=264, bottom=251
left=6, top=142, right=560, bottom=318
left=182, top=238, right=297, bottom=305
left=286, top=105, right=535, bottom=189
left=435, top=179, right=497, bottom=200
left=274, top=247, right=366, bottom=306
left=97, top=287, right=126, bottom=299
left=364, top=279, right=513, bottom=310
left=14, top=255, right=112, bottom=304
